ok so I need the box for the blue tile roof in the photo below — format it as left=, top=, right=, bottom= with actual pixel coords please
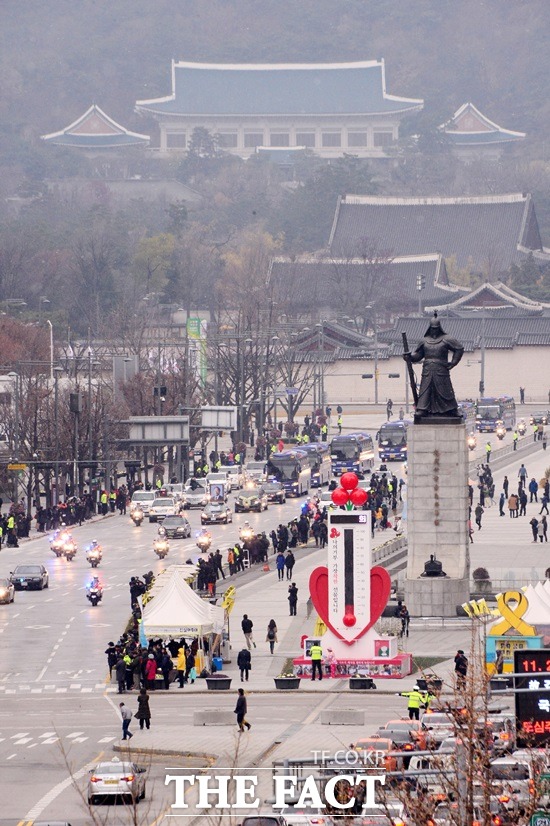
left=136, top=60, right=423, bottom=117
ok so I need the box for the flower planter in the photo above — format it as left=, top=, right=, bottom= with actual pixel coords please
left=274, top=677, right=301, bottom=690
left=206, top=676, right=232, bottom=691
left=490, top=676, right=513, bottom=692
left=349, top=677, right=376, bottom=690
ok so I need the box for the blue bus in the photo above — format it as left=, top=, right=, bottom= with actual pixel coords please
left=476, top=396, right=516, bottom=432
left=377, top=419, right=412, bottom=461
left=266, top=449, right=311, bottom=496
left=330, top=432, right=375, bottom=477
left=458, top=401, right=477, bottom=431
left=301, top=443, right=332, bottom=487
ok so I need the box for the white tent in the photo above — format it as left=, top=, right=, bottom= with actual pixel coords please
left=142, top=572, right=224, bottom=638
left=148, top=564, right=198, bottom=599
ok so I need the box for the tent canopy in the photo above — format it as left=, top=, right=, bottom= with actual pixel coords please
left=142, top=571, right=224, bottom=638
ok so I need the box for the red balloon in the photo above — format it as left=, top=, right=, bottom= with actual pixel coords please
left=349, top=487, right=368, bottom=507
left=340, top=472, right=359, bottom=492
left=331, top=487, right=349, bottom=506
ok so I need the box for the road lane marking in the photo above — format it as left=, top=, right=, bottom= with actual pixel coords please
left=13, top=737, right=32, bottom=744
left=66, top=731, right=84, bottom=738
left=11, top=733, right=29, bottom=738
left=22, top=750, right=103, bottom=821
left=6, top=753, right=16, bottom=759
left=39, top=732, right=56, bottom=737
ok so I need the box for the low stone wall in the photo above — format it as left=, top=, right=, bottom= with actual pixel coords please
left=320, top=709, right=365, bottom=726
left=193, top=710, right=235, bottom=726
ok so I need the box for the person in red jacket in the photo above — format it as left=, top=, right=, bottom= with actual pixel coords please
left=145, top=654, right=157, bottom=691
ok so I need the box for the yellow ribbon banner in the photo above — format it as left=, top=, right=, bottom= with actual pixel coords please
left=490, top=590, right=536, bottom=637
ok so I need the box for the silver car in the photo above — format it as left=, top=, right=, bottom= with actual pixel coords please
left=0, top=577, right=15, bottom=604
left=88, top=757, right=146, bottom=804
left=148, top=496, right=179, bottom=522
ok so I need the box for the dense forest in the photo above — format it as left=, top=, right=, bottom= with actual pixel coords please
left=0, top=0, right=549, bottom=335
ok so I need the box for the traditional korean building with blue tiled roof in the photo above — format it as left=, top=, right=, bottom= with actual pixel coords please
left=440, top=102, right=526, bottom=161
left=135, top=59, right=423, bottom=158
left=41, top=104, right=150, bottom=149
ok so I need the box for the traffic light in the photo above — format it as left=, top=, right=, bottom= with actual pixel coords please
left=416, top=274, right=426, bottom=291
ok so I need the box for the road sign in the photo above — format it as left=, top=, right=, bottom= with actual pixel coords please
left=531, top=814, right=550, bottom=826
left=7, top=463, right=27, bottom=471
left=285, top=387, right=299, bottom=396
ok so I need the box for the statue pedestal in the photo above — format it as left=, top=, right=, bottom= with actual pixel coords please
left=405, top=423, right=470, bottom=617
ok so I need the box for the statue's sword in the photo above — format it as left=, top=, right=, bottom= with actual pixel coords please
left=402, top=332, right=419, bottom=406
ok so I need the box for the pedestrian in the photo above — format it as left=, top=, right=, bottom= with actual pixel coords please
left=237, top=647, right=251, bottom=681
left=454, top=649, right=468, bottom=690
left=310, top=641, right=323, bottom=681
left=105, top=642, right=118, bottom=678
left=266, top=619, right=278, bottom=654
left=544, top=431, right=548, bottom=451
left=538, top=521, right=545, bottom=543
left=241, top=614, right=256, bottom=650
left=485, top=442, right=491, bottom=463
left=513, top=430, right=519, bottom=451
left=176, top=646, right=187, bottom=688
left=503, top=476, right=509, bottom=498
left=540, top=493, right=550, bottom=515
left=508, top=493, right=518, bottom=518
left=285, top=550, right=295, bottom=580
left=119, top=702, right=133, bottom=740
left=518, top=464, right=528, bottom=487
left=160, top=649, right=173, bottom=690
left=499, top=492, right=505, bottom=516
left=145, top=653, right=157, bottom=690
left=398, top=685, right=425, bottom=721
left=276, top=551, right=285, bottom=581
left=494, top=649, right=504, bottom=675
left=288, top=582, right=298, bottom=616
left=234, top=687, right=251, bottom=732
left=520, top=387, right=525, bottom=404
left=398, top=603, right=410, bottom=638
left=135, top=688, right=151, bottom=730
left=474, top=503, right=484, bottom=530
left=529, top=478, right=539, bottom=503
left=519, top=489, right=528, bottom=516
left=530, top=517, right=539, bottom=542
left=115, top=655, right=126, bottom=694
left=542, top=515, right=548, bottom=542
left=337, top=414, right=343, bottom=434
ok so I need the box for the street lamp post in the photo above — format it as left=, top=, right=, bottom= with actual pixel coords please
left=53, top=366, right=63, bottom=504
left=45, top=319, right=53, bottom=381
left=8, top=370, right=20, bottom=504
left=416, top=274, right=426, bottom=316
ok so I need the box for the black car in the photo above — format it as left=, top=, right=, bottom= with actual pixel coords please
left=530, top=411, right=549, bottom=425
left=10, top=564, right=49, bottom=590
left=201, top=503, right=233, bottom=525
left=262, top=480, right=286, bottom=504
left=158, top=515, right=192, bottom=539
left=235, top=487, right=269, bottom=513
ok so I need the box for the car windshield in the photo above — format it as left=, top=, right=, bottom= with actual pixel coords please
left=477, top=405, right=500, bottom=419
left=491, top=764, right=530, bottom=780
left=425, top=714, right=453, bottom=727
left=95, top=762, right=134, bottom=774
left=132, top=492, right=154, bottom=501
left=264, top=482, right=281, bottom=491
left=153, top=498, right=175, bottom=507
left=379, top=425, right=406, bottom=447
left=241, top=489, right=260, bottom=497
left=330, top=439, right=359, bottom=459
left=163, top=516, right=183, bottom=525
left=14, top=566, right=42, bottom=574
left=383, top=722, right=415, bottom=731
left=241, top=820, right=281, bottom=826
left=0, top=578, right=9, bottom=587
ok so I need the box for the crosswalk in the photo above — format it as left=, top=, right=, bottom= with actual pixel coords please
left=0, top=682, right=113, bottom=694
left=0, top=729, right=118, bottom=752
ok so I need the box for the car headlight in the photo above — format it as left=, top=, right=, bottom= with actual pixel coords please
left=0, top=589, right=7, bottom=596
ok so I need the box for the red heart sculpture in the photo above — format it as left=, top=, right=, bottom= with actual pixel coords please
left=309, top=565, right=391, bottom=645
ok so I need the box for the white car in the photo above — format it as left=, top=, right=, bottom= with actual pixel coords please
left=130, top=490, right=157, bottom=515
left=245, top=460, right=267, bottom=483
left=148, top=497, right=179, bottom=522
left=88, top=757, right=146, bottom=804
left=221, top=465, right=245, bottom=490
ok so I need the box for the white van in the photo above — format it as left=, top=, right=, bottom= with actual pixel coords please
left=130, top=490, right=157, bottom=515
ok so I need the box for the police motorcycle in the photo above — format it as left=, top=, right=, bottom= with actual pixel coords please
left=86, top=576, right=103, bottom=606
left=239, top=521, right=254, bottom=544
left=50, top=530, right=67, bottom=558
left=153, top=537, right=170, bottom=559
left=85, top=539, right=103, bottom=567
left=496, top=419, right=506, bottom=441
left=131, top=505, right=144, bottom=526
left=63, top=534, right=77, bottom=561
left=467, top=433, right=477, bottom=452
left=517, top=419, right=527, bottom=436
left=196, top=528, right=212, bottom=553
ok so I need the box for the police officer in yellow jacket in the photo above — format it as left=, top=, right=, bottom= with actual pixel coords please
left=310, top=643, right=323, bottom=681
left=398, top=685, right=426, bottom=720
